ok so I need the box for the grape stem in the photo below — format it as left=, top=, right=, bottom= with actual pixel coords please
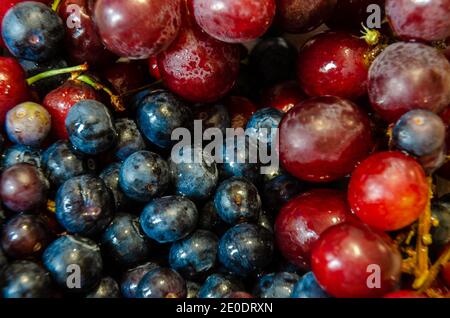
left=26, top=63, right=88, bottom=86
left=419, top=245, right=450, bottom=293
left=47, top=200, right=56, bottom=213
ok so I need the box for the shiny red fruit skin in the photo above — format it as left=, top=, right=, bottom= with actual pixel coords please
left=58, top=0, right=117, bottom=67
left=275, top=0, right=337, bottom=33
left=0, top=57, right=30, bottom=126
left=311, top=222, right=402, bottom=298
left=94, top=0, right=182, bottom=59
left=157, top=15, right=240, bottom=103
left=297, top=31, right=369, bottom=100
left=278, top=96, right=373, bottom=183
left=43, top=80, right=99, bottom=140
left=102, top=60, right=149, bottom=95
left=192, top=0, right=276, bottom=43
left=383, top=290, right=427, bottom=298
left=275, top=189, right=352, bottom=270
left=348, top=151, right=428, bottom=232
left=260, top=81, right=305, bottom=113
left=226, top=96, right=257, bottom=129
left=149, top=56, right=161, bottom=80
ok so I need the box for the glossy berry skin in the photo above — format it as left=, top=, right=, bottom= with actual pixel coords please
left=218, top=223, right=274, bottom=276
left=55, top=175, right=114, bottom=236
left=348, top=151, right=428, bottom=231
left=119, top=151, right=170, bottom=202
left=42, top=141, right=95, bottom=186
left=368, top=42, right=450, bottom=123
left=291, top=272, right=329, bottom=298
left=6, top=102, right=51, bottom=147
left=2, top=2, right=64, bottom=61
left=43, top=80, right=99, bottom=140
left=101, top=214, right=151, bottom=267
left=99, top=163, right=129, bottom=211
left=275, top=189, right=352, bottom=269
left=260, top=81, right=305, bottom=113
left=276, top=0, right=337, bottom=33
left=157, top=14, right=240, bottom=103
left=198, top=273, right=242, bottom=298
left=311, top=222, right=402, bottom=298
left=148, top=56, right=161, bottom=80
left=255, top=272, right=300, bottom=298
left=121, top=262, right=160, bottom=298
left=136, top=267, right=187, bottom=298
left=1, top=214, right=51, bottom=260
left=43, top=235, right=103, bottom=293
left=393, top=110, right=446, bottom=158
left=86, top=277, right=120, bottom=298
left=137, top=91, right=192, bottom=149
left=113, top=118, right=146, bottom=161
left=2, top=144, right=42, bottom=169
left=386, top=0, right=450, bottom=42
left=192, top=0, right=276, bottom=43
left=384, top=290, right=428, bottom=298
left=192, top=102, right=231, bottom=135
left=66, top=100, right=118, bottom=155
left=94, top=0, right=182, bottom=59
left=278, top=96, right=373, bottom=182
left=0, top=57, right=30, bottom=126
left=1, top=261, right=52, bottom=298
left=198, top=200, right=227, bottom=235
left=262, top=174, right=303, bottom=214
left=140, top=196, right=198, bottom=244
left=169, top=230, right=218, bottom=279
left=0, top=163, right=48, bottom=212
left=297, top=31, right=369, bottom=100
left=246, top=107, right=284, bottom=149
left=58, top=0, right=117, bottom=67
left=170, top=146, right=218, bottom=201
left=214, top=177, right=261, bottom=225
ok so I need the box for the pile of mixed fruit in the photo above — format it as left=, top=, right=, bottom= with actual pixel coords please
left=0, top=0, right=449, bottom=298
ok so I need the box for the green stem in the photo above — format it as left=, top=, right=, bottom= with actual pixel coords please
left=26, top=63, right=88, bottom=86
left=51, top=0, right=62, bottom=12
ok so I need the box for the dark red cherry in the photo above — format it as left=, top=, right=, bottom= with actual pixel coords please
left=311, top=222, right=402, bottom=298
left=384, top=290, right=427, bottom=298
left=226, top=96, right=257, bottom=129
left=149, top=56, right=161, bottom=80
left=157, top=11, right=240, bottom=103
left=102, top=60, right=150, bottom=95
left=260, top=81, right=305, bottom=113
left=275, top=189, right=352, bottom=270
left=94, top=0, right=182, bottom=59
left=278, top=96, right=373, bottom=183
left=58, top=0, right=117, bottom=67
left=43, top=80, right=100, bottom=140
left=348, top=151, right=428, bottom=232
left=297, top=31, right=370, bottom=100
left=0, top=57, right=30, bottom=126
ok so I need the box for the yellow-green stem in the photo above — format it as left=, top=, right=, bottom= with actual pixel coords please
left=26, top=63, right=88, bottom=86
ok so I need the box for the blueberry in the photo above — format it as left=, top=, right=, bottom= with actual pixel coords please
left=246, top=107, right=284, bottom=149
left=1, top=261, right=52, bottom=298
left=218, top=223, right=274, bottom=276
left=120, top=262, right=159, bottom=298
left=137, top=90, right=193, bottom=149
left=119, top=150, right=170, bottom=202
left=100, top=163, right=129, bottom=210
left=140, top=196, right=198, bottom=243
left=113, top=118, right=146, bottom=161
left=1, top=2, right=64, bottom=61
left=43, top=141, right=95, bottom=186
left=257, top=210, right=274, bottom=234
left=43, top=235, right=103, bottom=293
left=291, top=272, right=330, bottom=298
left=5, top=102, right=51, bottom=147
left=2, top=144, right=42, bottom=169
left=65, top=100, right=117, bottom=155
left=136, top=267, right=187, bottom=298
left=101, top=214, right=152, bottom=267
left=56, top=175, right=114, bottom=236
left=214, top=177, right=261, bottom=225
left=86, top=277, right=121, bottom=298
left=393, top=110, right=446, bottom=157
left=129, top=88, right=155, bottom=112
left=198, top=200, right=228, bottom=235
left=186, top=281, right=201, bottom=298
left=262, top=174, right=304, bottom=214
left=255, top=272, right=300, bottom=298
left=198, top=273, right=243, bottom=298
left=169, top=146, right=219, bottom=201
left=192, top=102, right=231, bottom=135
left=169, top=230, right=218, bottom=279
left=431, top=194, right=450, bottom=247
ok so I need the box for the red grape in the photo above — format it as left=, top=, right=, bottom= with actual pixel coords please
left=278, top=96, right=373, bottom=183
left=226, top=96, right=257, bottom=129
left=94, top=0, right=182, bottom=59
left=386, top=0, right=450, bottom=42
left=149, top=56, right=161, bottom=80
left=368, top=42, right=450, bottom=123
left=297, top=31, right=369, bottom=100
left=260, top=81, right=305, bottom=113
left=191, top=0, right=276, bottom=43
left=348, top=151, right=428, bottom=231
left=311, top=222, right=402, bottom=298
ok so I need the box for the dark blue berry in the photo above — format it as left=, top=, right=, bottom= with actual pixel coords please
left=291, top=272, right=330, bottom=298
left=262, top=174, right=304, bottom=214
left=198, top=273, right=243, bottom=298
left=121, top=262, right=160, bottom=298
left=255, top=272, right=300, bottom=298
left=198, top=200, right=228, bottom=235
left=113, top=118, right=146, bottom=161
left=86, top=277, right=121, bottom=298
left=193, top=102, right=230, bottom=135
left=186, top=281, right=201, bottom=298
left=100, top=163, right=129, bottom=210
left=2, top=144, right=42, bottom=169
left=136, top=267, right=187, bottom=298
left=246, top=107, right=284, bottom=149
